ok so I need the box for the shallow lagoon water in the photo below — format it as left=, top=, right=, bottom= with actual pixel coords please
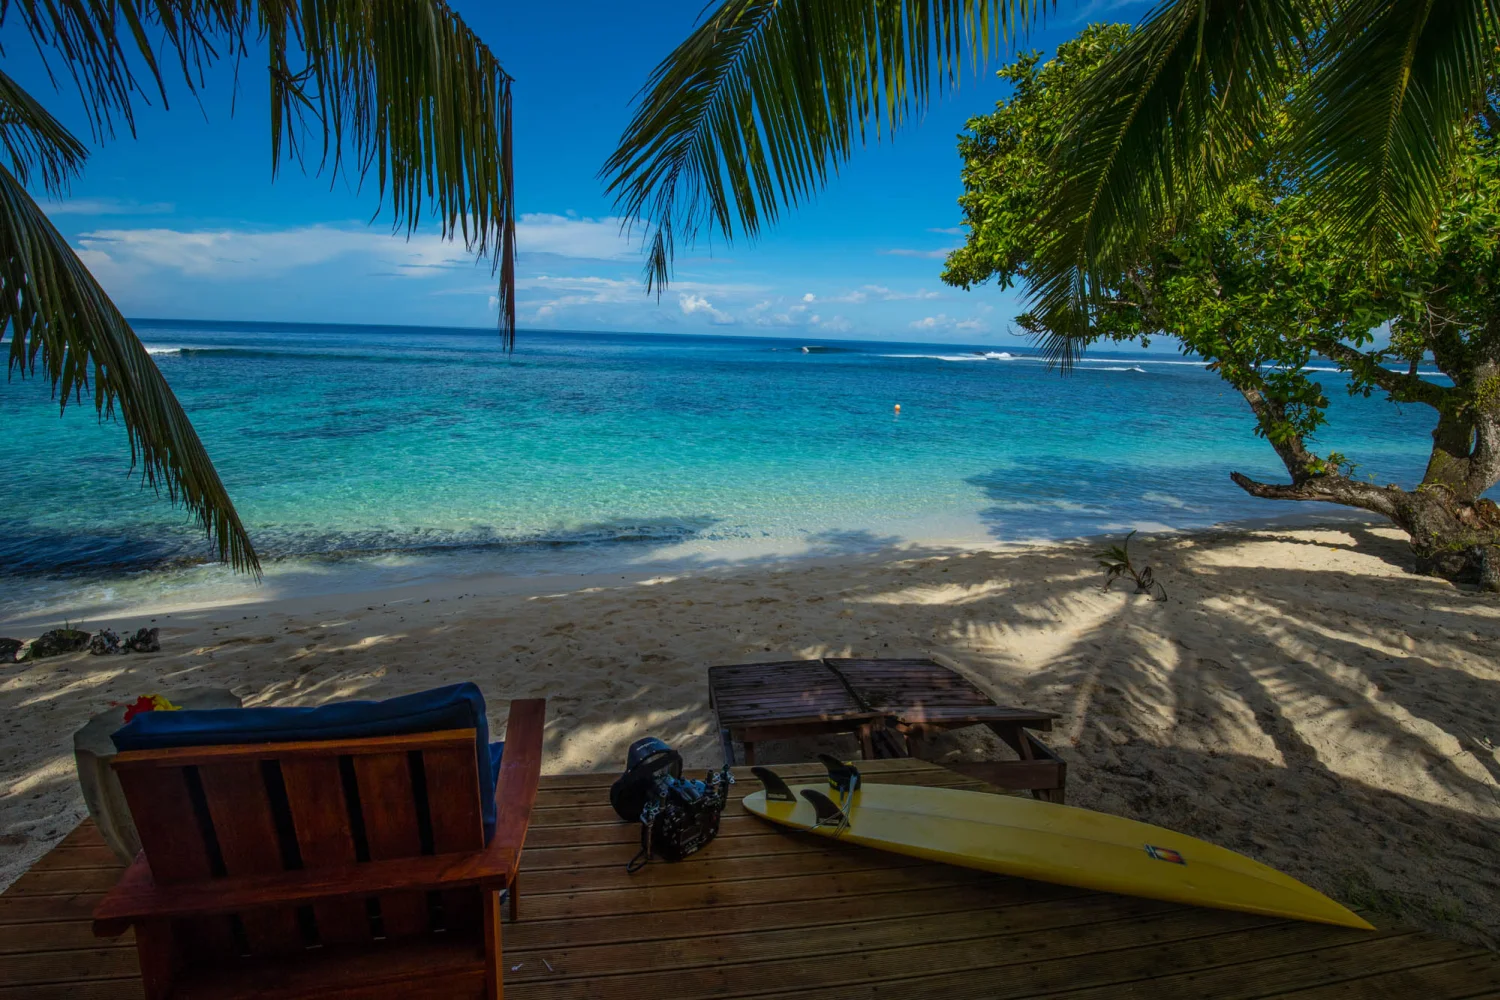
left=0, top=320, right=1445, bottom=622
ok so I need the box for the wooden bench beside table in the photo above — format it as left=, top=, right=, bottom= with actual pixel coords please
left=710, top=658, right=1066, bottom=802
left=90, top=698, right=546, bottom=999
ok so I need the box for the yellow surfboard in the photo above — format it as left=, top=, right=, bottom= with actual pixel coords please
left=742, top=763, right=1372, bottom=930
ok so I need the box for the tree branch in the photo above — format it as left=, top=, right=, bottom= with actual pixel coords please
left=1315, top=338, right=1449, bottom=408
left=1234, top=380, right=1319, bottom=482
left=1229, top=471, right=1402, bottom=518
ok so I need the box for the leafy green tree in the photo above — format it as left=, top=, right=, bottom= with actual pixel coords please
left=944, top=25, right=1500, bottom=588
left=605, top=2, right=1497, bottom=335
left=3, top=0, right=518, bottom=573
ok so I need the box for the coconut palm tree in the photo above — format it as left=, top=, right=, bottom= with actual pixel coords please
left=603, top=0, right=1495, bottom=339
left=2, top=0, right=518, bottom=574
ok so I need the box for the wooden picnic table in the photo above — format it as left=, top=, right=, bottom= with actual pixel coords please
left=710, top=657, right=1067, bottom=802
left=4, top=759, right=1496, bottom=999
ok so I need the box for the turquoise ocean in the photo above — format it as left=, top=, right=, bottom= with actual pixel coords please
left=0, top=319, right=1448, bottom=623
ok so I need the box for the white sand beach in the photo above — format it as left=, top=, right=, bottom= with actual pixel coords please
left=2, top=521, right=1497, bottom=947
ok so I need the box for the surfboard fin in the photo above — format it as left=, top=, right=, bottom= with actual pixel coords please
left=817, top=753, right=861, bottom=806
left=801, top=789, right=850, bottom=836
left=751, top=767, right=795, bottom=802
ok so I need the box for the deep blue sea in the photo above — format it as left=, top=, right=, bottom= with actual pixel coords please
left=0, top=319, right=1448, bottom=622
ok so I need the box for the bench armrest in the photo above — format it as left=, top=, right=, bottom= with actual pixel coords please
left=488, top=698, right=546, bottom=872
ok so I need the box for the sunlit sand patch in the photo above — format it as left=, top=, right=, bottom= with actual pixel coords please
left=13, top=666, right=130, bottom=707
left=850, top=580, right=1014, bottom=606
left=5, top=756, right=75, bottom=798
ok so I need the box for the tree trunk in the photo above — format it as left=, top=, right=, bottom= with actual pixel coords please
left=1230, top=472, right=1500, bottom=589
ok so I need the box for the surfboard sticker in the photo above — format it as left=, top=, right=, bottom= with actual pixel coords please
left=1145, top=845, right=1185, bottom=864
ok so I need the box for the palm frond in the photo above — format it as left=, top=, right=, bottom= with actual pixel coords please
left=6, top=0, right=516, bottom=342
left=259, top=0, right=517, bottom=341
left=3, top=0, right=236, bottom=143
left=0, top=67, right=88, bottom=194
left=1295, top=0, right=1497, bottom=254
left=1022, top=0, right=1305, bottom=359
left=1, top=161, right=259, bottom=574
left=0, top=0, right=516, bottom=574
left=602, top=0, right=1039, bottom=294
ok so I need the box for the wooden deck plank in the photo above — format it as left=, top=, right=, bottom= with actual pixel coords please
left=499, top=880, right=1092, bottom=950
left=3, top=766, right=1496, bottom=999
left=496, top=912, right=1311, bottom=1000
left=500, top=894, right=1198, bottom=985
left=1034, top=933, right=1483, bottom=1000
left=0, top=892, right=108, bottom=925
left=0, top=945, right=142, bottom=988
left=22, top=846, right=121, bottom=872
left=1262, top=954, right=1500, bottom=998
left=518, top=863, right=1012, bottom=922
left=0, top=920, right=133, bottom=954
left=0, top=977, right=144, bottom=1000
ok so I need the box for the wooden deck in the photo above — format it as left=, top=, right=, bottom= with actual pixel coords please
left=3, top=759, right=1497, bottom=998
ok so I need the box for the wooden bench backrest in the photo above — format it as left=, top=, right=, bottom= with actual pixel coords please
left=112, top=728, right=486, bottom=960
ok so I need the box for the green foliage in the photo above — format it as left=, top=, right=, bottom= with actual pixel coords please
left=2, top=0, right=518, bottom=572
left=944, top=26, right=1500, bottom=499
left=1095, top=530, right=1167, bottom=601
left=609, top=0, right=1500, bottom=335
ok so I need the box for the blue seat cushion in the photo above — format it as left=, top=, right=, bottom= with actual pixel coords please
left=112, top=682, right=504, bottom=843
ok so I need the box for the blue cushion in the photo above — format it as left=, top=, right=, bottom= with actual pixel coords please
left=112, top=682, right=504, bottom=843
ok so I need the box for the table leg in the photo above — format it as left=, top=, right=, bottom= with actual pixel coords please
left=857, top=723, right=875, bottom=760
left=743, top=741, right=756, bottom=766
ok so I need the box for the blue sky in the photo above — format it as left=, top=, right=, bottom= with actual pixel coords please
left=11, top=1, right=1150, bottom=344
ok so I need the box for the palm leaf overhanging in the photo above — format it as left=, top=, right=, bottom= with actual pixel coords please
left=601, top=0, right=1038, bottom=295
left=1, top=0, right=517, bottom=574
left=606, top=0, right=1499, bottom=359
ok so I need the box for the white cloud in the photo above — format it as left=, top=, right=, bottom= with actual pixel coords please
left=514, top=213, right=636, bottom=260
left=927, top=226, right=965, bottom=235
left=817, top=284, right=941, bottom=304
left=679, top=293, right=734, bottom=324
left=73, top=213, right=638, bottom=287
left=516, top=274, right=765, bottom=323
left=802, top=292, right=816, bottom=302
left=746, top=300, right=810, bottom=327
left=44, top=198, right=174, bottom=216
left=910, top=313, right=988, bottom=333
left=76, top=225, right=482, bottom=283
left=812, top=314, right=852, bottom=333
left=881, top=247, right=959, bottom=259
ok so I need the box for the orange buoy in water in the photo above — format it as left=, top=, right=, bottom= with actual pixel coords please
left=894, top=404, right=902, bottom=414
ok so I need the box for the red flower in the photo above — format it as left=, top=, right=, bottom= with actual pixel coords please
left=122, top=696, right=158, bottom=723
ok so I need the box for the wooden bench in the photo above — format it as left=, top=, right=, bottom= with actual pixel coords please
left=91, top=698, right=546, bottom=999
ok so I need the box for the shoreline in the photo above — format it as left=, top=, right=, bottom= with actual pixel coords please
left=2, top=514, right=1495, bottom=949
left=1, top=508, right=1382, bottom=633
